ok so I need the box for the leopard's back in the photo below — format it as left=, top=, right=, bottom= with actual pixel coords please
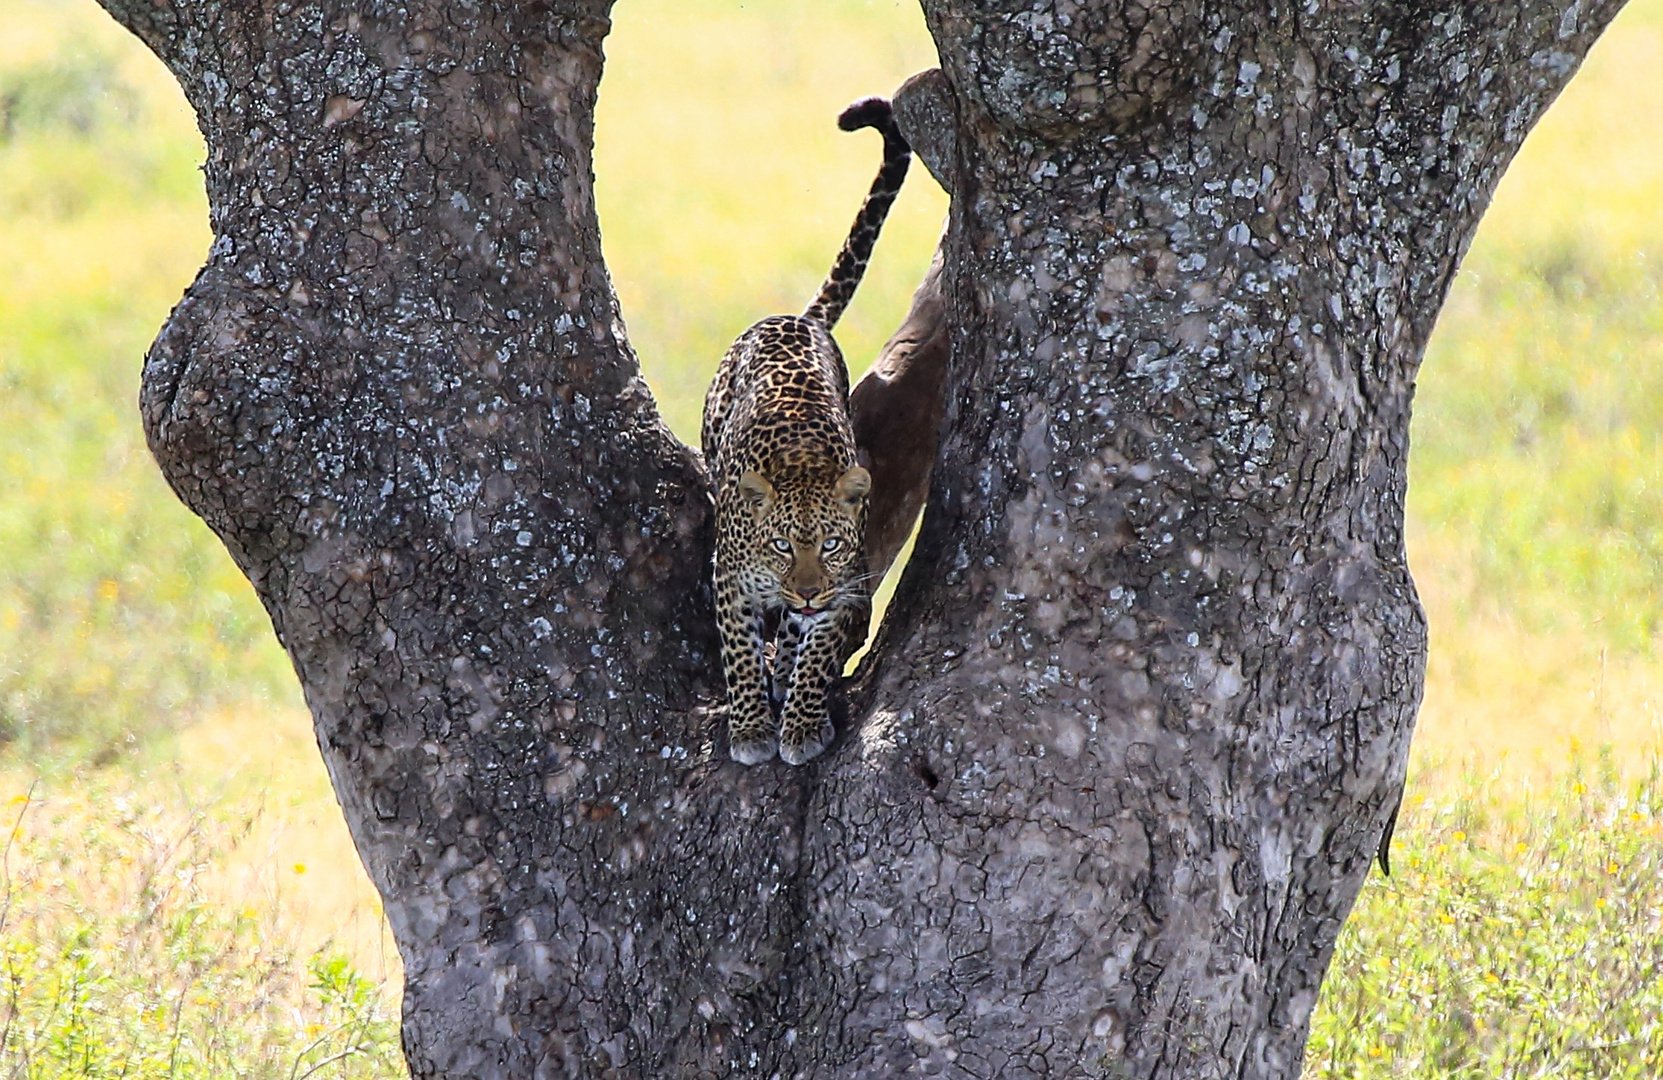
left=702, top=314, right=856, bottom=493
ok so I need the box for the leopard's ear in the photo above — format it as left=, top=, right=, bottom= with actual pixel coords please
left=737, top=470, right=777, bottom=514
left=834, top=465, right=871, bottom=507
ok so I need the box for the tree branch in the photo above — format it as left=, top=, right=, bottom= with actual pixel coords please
left=848, top=69, right=957, bottom=580
left=1394, top=0, right=1629, bottom=135
left=851, top=246, right=948, bottom=579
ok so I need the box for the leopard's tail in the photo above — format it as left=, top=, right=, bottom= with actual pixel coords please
left=802, top=96, right=912, bottom=331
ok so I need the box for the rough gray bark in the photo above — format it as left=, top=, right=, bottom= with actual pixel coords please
left=96, top=1, right=1623, bottom=1077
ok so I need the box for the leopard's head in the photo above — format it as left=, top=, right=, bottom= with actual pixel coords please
left=734, top=465, right=870, bottom=616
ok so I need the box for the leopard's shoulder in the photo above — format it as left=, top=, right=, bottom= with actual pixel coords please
left=702, top=314, right=855, bottom=489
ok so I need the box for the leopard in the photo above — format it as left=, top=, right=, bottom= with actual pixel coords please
left=702, top=96, right=911, bottom=766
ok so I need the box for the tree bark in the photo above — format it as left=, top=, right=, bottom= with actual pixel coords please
left=96, top=0, right=1623, bottom=1077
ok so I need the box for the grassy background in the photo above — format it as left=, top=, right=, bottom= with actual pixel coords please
left=3, top=0, right=1663, bottom=1074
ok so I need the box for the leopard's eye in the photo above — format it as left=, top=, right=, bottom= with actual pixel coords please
left=770, top=537, right=792, bottom=555
left=820, top=537, right=843, bottom=554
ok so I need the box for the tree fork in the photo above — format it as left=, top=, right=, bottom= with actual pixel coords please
left=96, top=1, right=1624, bottom=1076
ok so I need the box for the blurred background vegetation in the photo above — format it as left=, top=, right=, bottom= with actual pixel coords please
left=1, top=0, right=1661, bottom=1075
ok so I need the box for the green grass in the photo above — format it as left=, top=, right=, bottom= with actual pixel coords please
left=0, top=781, right=403, bottom=1079
left=1308, top=756, right=1663, bottom=1078
left=1413, top=242, right=1663, bottom=650
left=5, top=756, right=1659, bottom=1080
left=0, top=12, right=294, bottom=765
left=1408, top=10, right=1663, bottom=651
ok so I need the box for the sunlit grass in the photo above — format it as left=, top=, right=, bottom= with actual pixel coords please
left=0, top=3, right=289, bottom=764
left=0, top=776, right=403, bottom=1079
left=1307, top=757, right=1663, bottom=1079
left=1411, top=11, right=1663, bottom=654
left=0, top=703, right=402, bottom=1077
left=595, top=0, right=946, bottom=436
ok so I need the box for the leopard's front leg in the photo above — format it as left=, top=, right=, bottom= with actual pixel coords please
left=716, top=569, right=777, bottom=764
left=769, top=615, right=804, bottom=710
left=778, top=603, right=864, bottom=765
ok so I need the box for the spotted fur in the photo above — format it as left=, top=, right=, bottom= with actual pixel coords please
left=703, top=97, right=911, bottom=765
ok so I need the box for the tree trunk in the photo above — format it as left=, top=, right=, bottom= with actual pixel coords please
left=96, top=1, right=1623, bottom=1076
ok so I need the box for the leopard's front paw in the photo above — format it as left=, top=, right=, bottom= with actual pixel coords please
left=729, top=733, right=780, bottom=765
left=779, top=716, right=836, bottom=766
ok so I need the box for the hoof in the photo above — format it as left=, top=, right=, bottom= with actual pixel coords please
left=729, top=736, right=778, bottom=765
left=779, top=722, right=835, bottom=766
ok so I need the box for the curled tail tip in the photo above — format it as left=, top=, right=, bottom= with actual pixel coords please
left=839, top=96, right=911, bottom=161
left=838, top=96, right=893, bottom=133
left=806, top=94, right=912, bottom=328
